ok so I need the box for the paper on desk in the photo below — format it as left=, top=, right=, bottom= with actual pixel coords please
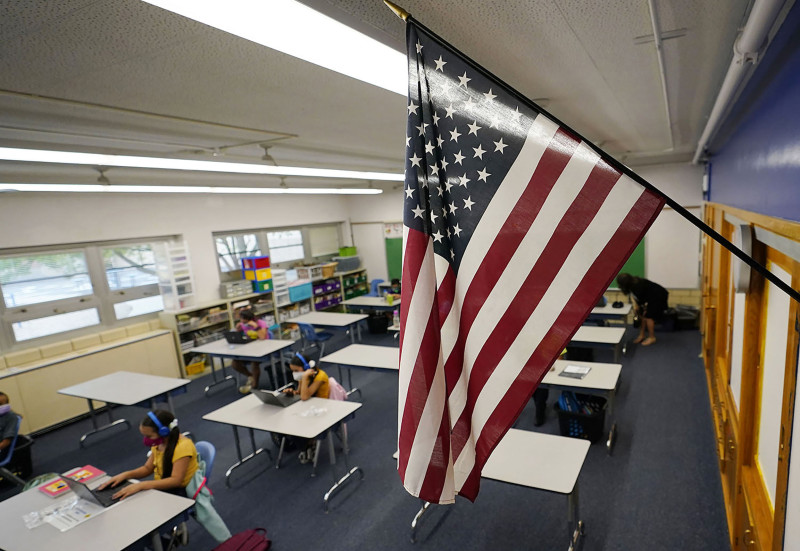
left=24, top=496, right=106, bottom=532
left=559, top=365, right=592, bottom=379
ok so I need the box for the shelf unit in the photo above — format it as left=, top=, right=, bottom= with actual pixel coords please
left=340, top=268, right=369, bottom=300
left=153, top=241, right=195, bottom=310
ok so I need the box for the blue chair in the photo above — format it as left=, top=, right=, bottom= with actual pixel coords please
left=366, top=279, right=385, bottom=297
left=296, top=322, right=334, bottom=358
left=195, top=441, right=216, bottom=480
left=0, top=415, right=27, bottom=487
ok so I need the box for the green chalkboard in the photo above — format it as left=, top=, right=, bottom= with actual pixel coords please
left=611, top=240, right=645, bottom=288
left=385, top=238, right=403, bottom=281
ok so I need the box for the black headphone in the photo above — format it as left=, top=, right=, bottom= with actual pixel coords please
left=295, top=352, right=316, bottom=370
left=147, top=411, right=177, bottom=437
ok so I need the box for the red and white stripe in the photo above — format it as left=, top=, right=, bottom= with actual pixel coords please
left=398, top=114, right=664, bottom=504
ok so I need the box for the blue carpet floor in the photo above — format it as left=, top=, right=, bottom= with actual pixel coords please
left=0, top=325, right=729, bottom=550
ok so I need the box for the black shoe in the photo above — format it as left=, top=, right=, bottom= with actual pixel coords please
left=534, top=411, right=546, bottom=427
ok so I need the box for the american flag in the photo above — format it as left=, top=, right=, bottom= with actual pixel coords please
left=398, top=22, right=665, bottom=504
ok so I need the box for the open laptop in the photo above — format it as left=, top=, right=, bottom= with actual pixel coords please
left=224, top=330, right=251, bottom=345
left=252, top=388, right=300, bottom=408
left=63, top=476, right=132, bottom=507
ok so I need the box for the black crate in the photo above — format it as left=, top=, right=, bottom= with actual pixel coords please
left=6, top=434, right=34, bottom=479
left=555, top=394, right=607, bottom=444
left=367, top=313, right=389, bottom=334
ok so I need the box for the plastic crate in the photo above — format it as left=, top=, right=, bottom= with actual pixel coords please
left=555, top=394, right=607, bottom=444
left=253, top=279, right=273, bottom=293
left=276, top=290, right=291, bottom=307
left=339, top=246, right=357, bottom=256
left=296, top=265, right=323, bottom=280
left=186, top=359, right=206, bottom=376
left=333, top=256, right=359, bottom=272
left=243, top=267, right=272, bottom=281
left=288, top=281, right=312, bottom=302
left=241, top=256, right=270, bottom=270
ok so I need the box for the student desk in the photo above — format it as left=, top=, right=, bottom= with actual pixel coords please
left=320, top=344, right=399, bottom=396
left=0, top=482, right=193, bottom=551
left=588, top=303, right=632, bottom=325
left=202, top=395, right=362, bottom=511
left=190, top=338, right=296, bottom=395
left=541, top=359, right=622, bottom=452
left=291, top=311, right=368, bottom=344
left=570, top=326, right=627, bottom=362
left=410, top=430, right=589, bottom=549
left=58, top=371, right=190, bottom=447
left=343, top=296, right=401, bottom=312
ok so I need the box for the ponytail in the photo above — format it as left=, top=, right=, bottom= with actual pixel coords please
left=141, top=409, right=180, bottom=479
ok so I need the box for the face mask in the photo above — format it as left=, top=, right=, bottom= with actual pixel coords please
left=143, top=436, right=164, bottom=447
left=292, top=371, right=304, bottom=382
left=0, top=404, right=10, bottom=415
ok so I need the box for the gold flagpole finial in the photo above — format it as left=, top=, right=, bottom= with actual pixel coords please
left=384, top=0, right=409, bottom=21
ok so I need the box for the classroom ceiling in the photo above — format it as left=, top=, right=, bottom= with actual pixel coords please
left=0, top=0, right=754, bottom=190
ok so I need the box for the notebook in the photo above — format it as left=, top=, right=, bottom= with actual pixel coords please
left=62, top=476, right=132, bottom=508
left=252, top=388, right=300, bottom=408
left=559, top=364, right=592, bottom=379
left=224, top=331, right=251, bottom=344
left=39, top=465, right=107, bottom=498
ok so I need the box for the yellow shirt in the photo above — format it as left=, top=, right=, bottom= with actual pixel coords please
left=152, top=436, right=198, bottom=488
left=312, top=369, right=329, bottom=399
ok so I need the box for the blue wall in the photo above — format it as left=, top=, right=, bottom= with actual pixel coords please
left=708, top=3, right=800, bottom=222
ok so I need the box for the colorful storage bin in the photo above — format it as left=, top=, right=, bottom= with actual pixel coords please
left=288, top=281, right=313, bottom=302
left=241, top=256, right=270, bottom=270
left=253, top=279, right=273, bottom=293
left=243, top=268, right=272, bottom=281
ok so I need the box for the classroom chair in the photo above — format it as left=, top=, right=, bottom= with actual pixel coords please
left=195, top=441, right=216, bottom=480
left=0, top=415, right=27, bottom=487
left=366, top=279, right=385, bottom=297
left=297, top=322, right=334, bottom=358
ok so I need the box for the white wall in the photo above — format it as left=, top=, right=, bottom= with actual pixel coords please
left=637, top=163, right=704, bottom=289
left=0, top=192, right=351, bottom=304
left=346, top=190, right=403, bottom=279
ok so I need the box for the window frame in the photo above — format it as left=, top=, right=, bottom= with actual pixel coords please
left=0, top=237, right=172, bottom=349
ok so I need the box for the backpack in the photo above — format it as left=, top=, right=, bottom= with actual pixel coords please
left=212, top=528, right=271, bottom=551
left=328, top=376, right=347, bottom=401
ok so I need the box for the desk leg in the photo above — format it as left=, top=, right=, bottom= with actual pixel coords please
left=322, top=429, right=363, bottom=513
left=151, top=529, right=165, bottom=551
left=79, top=399, right=130, bottom=448
left=567, top=482, right=585, bottom=551
left=614, top=342, right=622, bottom=363
left=268, top=353, right=279, bottom=390
left=411, top=501, right=432, bottom=543
left=205, top=356, right=236, bottom=396
left=606, top=387, right=617, bottom=453
left=224, top=427, right=272, bottom=487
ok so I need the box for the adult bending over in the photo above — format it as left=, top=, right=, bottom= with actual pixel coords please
left=616, top=273, right=669, bottom=346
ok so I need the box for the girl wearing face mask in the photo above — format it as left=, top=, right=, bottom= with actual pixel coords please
left=98, top=410, right=232, bottom=544
left=284, top=353, right=329, bottom=400
left=99, top=409, right=196, bottom=500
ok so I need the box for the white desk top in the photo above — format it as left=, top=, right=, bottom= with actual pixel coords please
left=0, top=486, right=193, bottom=551
left=541, top=360, right=622, bottom=391
left=292, top=312, right=368, bottom=326
left=190, top=338, right=295, bottom=359
left=591, top=303, right=632, bottom=316
left=481, top=429, right=590, bottom=494
left=57, top=371, right=190, bottom=405
left=203, top=395, right=361, bottom=439
left=321, top=344, right=399, bottom=371
left=388, top=323, right=400, bottom=332
left=343, top=296, right=401, bottom=308
left=571, top=325, right=626, bottom=345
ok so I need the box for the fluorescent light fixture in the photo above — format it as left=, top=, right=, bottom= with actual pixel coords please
left=142, top=0, right=407, bottom=95
left=0, top=147, right=404, bottom=182
left=0, top=183, right=382, bottom=195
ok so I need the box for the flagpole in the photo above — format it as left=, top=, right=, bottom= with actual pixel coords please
left=385, top=3, right=800, bottom=305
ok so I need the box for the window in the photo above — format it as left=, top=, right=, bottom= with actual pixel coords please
left=216, top=233, right=261, bottom=273
left=0, top=250, right=101, bottom=340
left=102, top=244, right=163, bottom=320
left=0, top=239, right=170, bottom=346
left=267, top=230, right=304, bottom=263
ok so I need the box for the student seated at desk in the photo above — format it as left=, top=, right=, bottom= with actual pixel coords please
left=100, top=410, right=231, bottom=545
left=284, top=352, right=329, bottom=400
left=231, top=308, right=270, bottom=394
left=0, top=391, right=20, bottom=453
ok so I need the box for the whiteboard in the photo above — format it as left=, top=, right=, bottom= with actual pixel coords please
left=645, top=207, right=701, bottom=288
left=352, top=223, right=388, bottom=282
left=783, top=345, right=800, bottom=548
left=758, top=263, right=792, bottom=505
